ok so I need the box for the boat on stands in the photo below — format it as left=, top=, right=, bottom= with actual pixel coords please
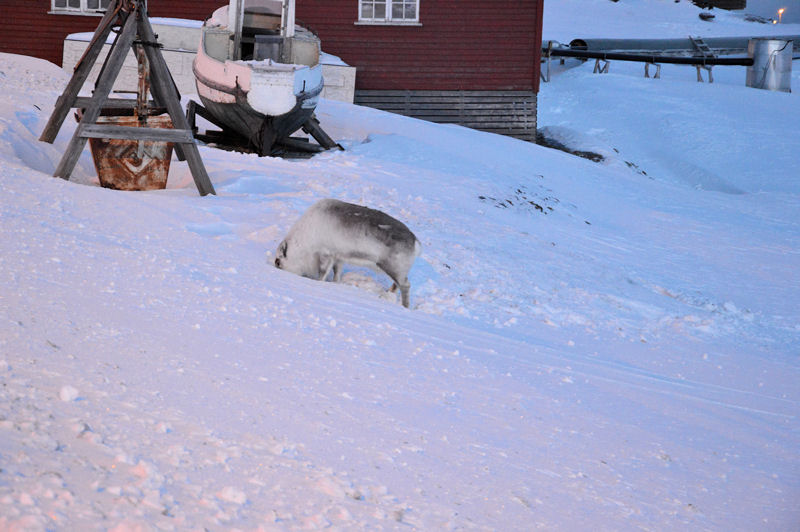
left=192, top=0, right=328, bottom=155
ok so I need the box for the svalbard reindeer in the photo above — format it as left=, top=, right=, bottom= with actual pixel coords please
left=274, top=199, right=422, bottom=308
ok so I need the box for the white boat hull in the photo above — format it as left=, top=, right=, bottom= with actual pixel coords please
left=193, top=2, right=323, bottom=154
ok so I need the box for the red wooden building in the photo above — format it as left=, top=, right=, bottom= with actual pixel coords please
left=2, top=1, right=544, bottom=141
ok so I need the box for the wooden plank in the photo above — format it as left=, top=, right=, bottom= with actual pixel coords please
left=189, top=99, right=232, bottom=133
left=39, top=0, right=121, bottom=143
left=355, top=97, right=535, bottom=107
left=301, top=116, right=343, bottom=151
left=415, top=117, right=535, bottom=127
left=356, top=103, right=535, bottom=112
left=353, top=89, right=537, bottom=141
left=356, top=90, right=535, bottom=98
left=79, top=125, right=195, bottom=143
left=277, top=136, right=325, bottom=153
left=355, top=92, right=535, bottom=99
left=355, top=104, right=535, bottom=114
left=354, top=100, right=535, bottom=108
left=54, top=9, right=138, bottom=180
left=73, top=97, right=164, bottom=111
left=137, top=12, right=216, bottom=196
left=461, top=122, right=535, bottom=129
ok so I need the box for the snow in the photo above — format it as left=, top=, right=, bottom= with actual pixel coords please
left=1, top=1, right=800, bottom=529
left=543, top=0, right=800, bottom=42
left=148, top=17, right=205, bottom=29
left=66, top=17, right=204, bottom=42
left=320, top=52, right=350, bottom=67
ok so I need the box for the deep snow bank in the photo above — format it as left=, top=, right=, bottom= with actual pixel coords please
left=1, top=10, right=799, bottom=527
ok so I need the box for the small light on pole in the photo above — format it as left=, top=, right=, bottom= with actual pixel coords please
left=778, top=8, right=785, bottom=24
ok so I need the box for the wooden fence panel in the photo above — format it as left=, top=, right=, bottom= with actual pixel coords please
left=355, top=90, right=537, bottom=141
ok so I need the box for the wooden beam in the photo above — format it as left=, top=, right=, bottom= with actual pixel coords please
left=73, top=96, right=165, bottom=112
left=43, top=0, right=214, bottom=195
left=54, top=9, right=139, bottom=180
left=137, top=13, right=216, bottom=196
left=301, top=116, right=342, bottom=151
left=39, top=0, right=121, bottom=143
left=277, top=136, right=325, bottom=153
left=188, top=99, right=232, bottom=133
left=79, top=125, right=195, bottom=143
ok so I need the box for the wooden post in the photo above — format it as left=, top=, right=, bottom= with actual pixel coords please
left=40, top=0, right=215, bottom=196
left=39, top=0, right=122, bottom=144
left=136, top=11, right=215, bottom=196
left=53, top=9, right=138, bottom=180
left=302, top=116, right=343, bottom=151
left=230, top=0, right=244, bottom=61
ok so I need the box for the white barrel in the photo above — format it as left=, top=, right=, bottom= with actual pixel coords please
left=746, top=38, right=793, bottom=93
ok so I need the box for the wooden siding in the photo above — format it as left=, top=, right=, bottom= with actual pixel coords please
left=297, top=0, right=542, bottom=92
left=355, top=90, right=537, bottom=141
left=3, top=2, right=542, bottom=92
left=2, top=1, right=542, bottom=140
left=0, top=1, right=220, bottom=67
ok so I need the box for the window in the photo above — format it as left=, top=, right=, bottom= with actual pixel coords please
left=51, top=0, right=112, bottom=15
left=359, top=0, right=420, bottom=24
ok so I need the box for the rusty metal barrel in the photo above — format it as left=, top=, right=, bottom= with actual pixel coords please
left=88, top=114, right=175, bottom=191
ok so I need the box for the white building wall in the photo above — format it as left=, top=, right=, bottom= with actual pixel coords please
left=62, top=20, right=355, bottom=102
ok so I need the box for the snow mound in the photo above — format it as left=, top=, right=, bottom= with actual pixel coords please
left=1, top=0, right=799, bottom=527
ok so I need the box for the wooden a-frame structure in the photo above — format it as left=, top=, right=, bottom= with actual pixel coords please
left=39, top=0, right=216, bottom=196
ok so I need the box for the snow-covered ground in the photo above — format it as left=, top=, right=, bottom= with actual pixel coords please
left=543, top=0, right=800, bottom=41
left=1, top=1, right=799, bottom=529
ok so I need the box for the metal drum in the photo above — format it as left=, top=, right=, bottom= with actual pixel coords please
left=88, top=115, right=174, bottom=191
left=747, top=38, right=793, bottom=93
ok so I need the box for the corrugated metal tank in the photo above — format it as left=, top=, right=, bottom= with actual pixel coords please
left=746, top=39, right=793, bottom=92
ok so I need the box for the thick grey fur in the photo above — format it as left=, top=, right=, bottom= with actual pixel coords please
left=274, top=199, right=422, bottom=308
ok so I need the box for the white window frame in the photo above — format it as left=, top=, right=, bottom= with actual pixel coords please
left=50, top=0, right=111, bottom=16
left=357, top=0, right=421, bottom=26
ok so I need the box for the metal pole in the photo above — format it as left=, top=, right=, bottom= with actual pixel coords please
left=230, top=0, right=244, bottom=60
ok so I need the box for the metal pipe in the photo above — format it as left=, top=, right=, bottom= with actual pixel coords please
left=549, top=48, right=755, bottom=66
left=567, top=35, right=800, bottom=55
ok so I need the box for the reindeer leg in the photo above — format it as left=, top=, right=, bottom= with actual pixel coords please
left=378, top=261, right=411, bottom=308
left=398, top=279, right=411, bottom=308
left=333, top=260, right=343, bottom=282
left=319, top=254, right=335, bottom=281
